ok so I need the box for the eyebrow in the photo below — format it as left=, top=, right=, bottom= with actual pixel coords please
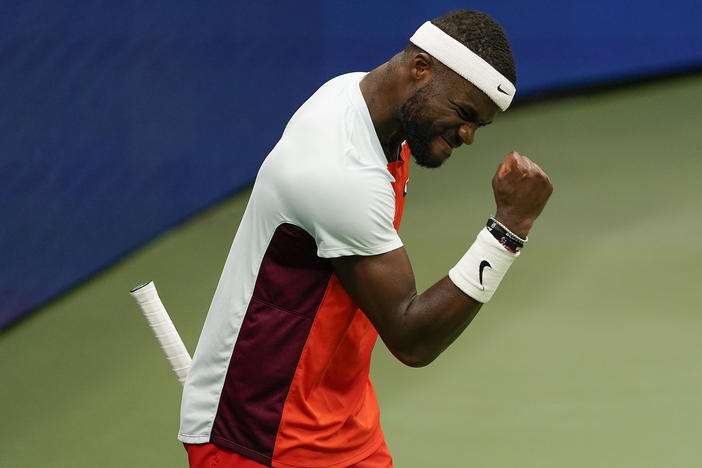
left=449, top=99, right=492, bottom=127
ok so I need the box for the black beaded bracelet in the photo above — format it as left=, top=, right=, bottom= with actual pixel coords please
left=486, top=217, right=527, bottom=253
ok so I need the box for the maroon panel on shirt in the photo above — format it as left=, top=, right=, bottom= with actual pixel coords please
left=211, top=223, right=333, bottom=465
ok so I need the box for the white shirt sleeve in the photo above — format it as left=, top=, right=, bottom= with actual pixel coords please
left=281, top=155, right=403, bottom=258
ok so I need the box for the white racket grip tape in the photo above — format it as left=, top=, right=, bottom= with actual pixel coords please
left=130, top=281, right=192, bottom=385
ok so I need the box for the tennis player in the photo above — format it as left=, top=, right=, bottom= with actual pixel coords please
left=179, top=9, right=552, bottom=468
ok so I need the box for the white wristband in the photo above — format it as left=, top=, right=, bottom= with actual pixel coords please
left=449, top=227, right=519, bottom=303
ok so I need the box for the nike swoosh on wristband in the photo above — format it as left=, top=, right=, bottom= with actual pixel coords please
left=479, top=260, right=492, bottom=288
left=497, top=84, right=511, bottom=96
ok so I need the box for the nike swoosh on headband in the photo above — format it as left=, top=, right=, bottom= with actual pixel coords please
left=409, top=21, right=516, bottom=111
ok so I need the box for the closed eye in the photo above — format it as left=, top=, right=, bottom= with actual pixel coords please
left=449, top=99, right=492, bottom=127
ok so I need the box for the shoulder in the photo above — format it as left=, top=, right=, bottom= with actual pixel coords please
left=281, top=73, right=367, bottom=141
left=251, top=73, right=401, bottom=257
left=256, top=146, right=399, bottom=258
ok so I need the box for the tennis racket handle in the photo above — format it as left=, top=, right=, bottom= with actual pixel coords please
left=130, top=281, right=192, bottom=385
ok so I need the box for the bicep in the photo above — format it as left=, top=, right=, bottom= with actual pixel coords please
left=331, top=247, right=483, bottom=367
left=331, top=247, right=418, bottom=340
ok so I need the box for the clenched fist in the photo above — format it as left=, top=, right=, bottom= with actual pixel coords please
left=492, top=151, right=553, bottom=239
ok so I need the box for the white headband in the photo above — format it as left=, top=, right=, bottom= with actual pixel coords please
left=409, top=21, right=516, bottom=111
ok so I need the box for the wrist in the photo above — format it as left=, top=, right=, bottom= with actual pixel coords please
left=486, top=217, right=527, bottom=253
left=449, top=227, right=519, bottom=303
left=493, top=213, right=532, bottom=239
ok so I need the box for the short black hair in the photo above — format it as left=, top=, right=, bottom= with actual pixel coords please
left=428, top=9, right=516, bottom=85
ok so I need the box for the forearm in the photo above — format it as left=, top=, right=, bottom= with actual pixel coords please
left=332, top=249, right=479, bottom=367
left=333, top=227, right=519, bottom=368
left=389, top=276, right=482, bottom=367
left=334, top=152, right=552, bottom=367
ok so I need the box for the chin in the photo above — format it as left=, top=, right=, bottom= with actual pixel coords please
left=413, top=152, right=446, bottom=168
left=407, top=137, right=449, bottom=168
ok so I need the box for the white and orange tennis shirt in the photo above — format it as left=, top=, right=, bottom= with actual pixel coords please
left=179, top=73, right=410, bottom=468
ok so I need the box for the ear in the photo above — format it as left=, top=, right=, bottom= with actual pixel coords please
left=409, top=52, right=434, bottom=84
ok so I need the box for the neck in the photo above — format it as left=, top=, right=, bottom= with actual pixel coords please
left=359, top=62, right=408, bottom=162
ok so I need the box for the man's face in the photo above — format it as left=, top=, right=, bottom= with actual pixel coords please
left=399, top=71, right=499, bottom=168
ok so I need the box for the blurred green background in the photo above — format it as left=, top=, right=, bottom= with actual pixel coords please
left=2, top=74, right=701, bottom=467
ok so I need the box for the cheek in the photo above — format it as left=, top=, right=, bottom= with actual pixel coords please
left=434, top=135, right=451, bottom=152
left=429, top=137, right=443, bottom=154
left=423, top=106, right=456, bottom=131
left=416, top=112, right=445, bottom=136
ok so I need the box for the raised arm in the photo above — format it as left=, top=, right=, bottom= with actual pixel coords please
left=331, top=152, right=553, bottom=367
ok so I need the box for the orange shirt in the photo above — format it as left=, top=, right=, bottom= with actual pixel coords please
left=270, top=145, right=409, bottom=468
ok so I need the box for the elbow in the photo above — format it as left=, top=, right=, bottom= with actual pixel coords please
left=392, top=346, right=440, bottom=368
left=382, top=325, right=443, bottom=368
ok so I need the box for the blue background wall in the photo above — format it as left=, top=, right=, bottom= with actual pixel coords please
left=2, top=0, right=701, bottom=328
